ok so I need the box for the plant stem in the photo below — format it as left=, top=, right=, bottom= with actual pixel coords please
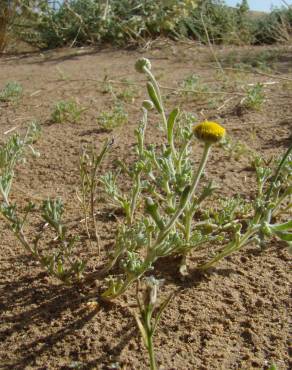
left=266, top=143, right=292, bottom=201
left=147, top=334, right=157, bottom=370
left=198, top=224, right=261, bottom=270
left=144, top=66, right=178, bottom=163
left=130, top=172, right=141, bottom=225
left=143, top=66, right=167, bottom=132
left=156, top=143, right=211, bottom=245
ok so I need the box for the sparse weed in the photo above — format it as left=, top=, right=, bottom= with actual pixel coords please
left=117, top=84, right=137, bottom=103
left=0, top=125, right=86, bottom=283
left=179, top=73, right=210, bottom=101
left=242, top=83, right=265, bottom=110
left=0, top=81, right=23, bottom=102
left=101, top=78, right=137, bottom=103
left=220, top=135, right=255, bottom=160
left=98, top=103, right=128, bottom=130
left=51, top=100, right=86, bottom=124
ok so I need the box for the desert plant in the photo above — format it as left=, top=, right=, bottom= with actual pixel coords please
left=101, top=59, right=291, bottom=299
left=253, top=7, right=292, bottom=44
left=268, top=364, right=278, bottom=370
left=1, top=58, right=291, bottom=302
left=0, top=124, right=86, bottom=283
left=98, top=103, right=128, bottom=130
left=101, top=59, right=227, bottom=298
left=220, top=135, right=255, bottom=161
left=199, top=144, right=292, bottom=270
left=51, top=100, right=86, bottom=123
left=242, top=83, right=265, bottom=110
left=0, top=81, right=23, bottom=102
left=9, top=0, right=292, bottom=49
left=179, top=73, right=210, bottom=102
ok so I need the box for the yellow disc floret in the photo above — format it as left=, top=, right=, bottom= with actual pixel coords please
left=193, top=121, right=226, bottom=144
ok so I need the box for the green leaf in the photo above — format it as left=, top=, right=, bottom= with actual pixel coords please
left=270, top=220, right=292, bottom=232
left=268, top=364, right=278, bottom=370
left=167, top=108, right=179, bottom=143
left=274, top=231, right=292, bottom=242
left=135, top=314, right=148, bottom=347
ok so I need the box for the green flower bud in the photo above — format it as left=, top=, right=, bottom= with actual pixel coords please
left=142, top=100, right=154, bottom=111
left=135, top=58, right=151, bottom=73
left=145, top=197, right=164, bottom=230
left=147, top=82, right=162, bottom=113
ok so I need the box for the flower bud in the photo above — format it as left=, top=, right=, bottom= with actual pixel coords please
left=145, top=197, right=164, bottom=230
left=193, top=121, right=226, bottom=144
left=147, top=82, right=162, bottom=113
left=142, top=100, right=154, bottom=111
left=144, top=276, right=160, bottom=306
left=135, top=58, right=151, bottom=73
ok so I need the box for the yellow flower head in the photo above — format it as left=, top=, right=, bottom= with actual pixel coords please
left=193, top=121, right=226, bottom=144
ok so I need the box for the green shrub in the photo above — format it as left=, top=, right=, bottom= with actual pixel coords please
left=253, top=7, right=292, bottom=44
left=15, top=0, right=198, bottom=48
left=184, top=0, right=254, bottom=45
left=12, top=1, right=292, bottom=48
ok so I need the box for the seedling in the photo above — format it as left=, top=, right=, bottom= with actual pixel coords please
left=98, top=103, right=128, bottom=130
left=51, top=100, right=86, bottom=123
left=0, top=81, right=23, bottom=102
left=179, top=73, right=210, bottom=102
left=242, top=83, right=265, bottom=110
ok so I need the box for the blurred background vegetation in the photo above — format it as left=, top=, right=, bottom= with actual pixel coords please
left=0, top=0, right=291, bottom=52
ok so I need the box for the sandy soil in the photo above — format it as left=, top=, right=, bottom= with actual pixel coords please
left=0, top=41, right=291, bottom=370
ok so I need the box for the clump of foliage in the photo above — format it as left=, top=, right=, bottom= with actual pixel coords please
left=0, top=59, right=291, bottom=302
left=10, top=1, right=292, bottom=49
left=253, top=7, right=292, bottom=44
left=14, top=0, right=198, bottom=48
left=179, top=73, right=210, bottom=102
left=51, top=100, right=86, bottom=123
left=242, top=83, right=265, bottom=110
left=186, top=0, right=254, bottom=45
left=98, top=103, right=128, bottom=130
left=0, top=81, right=23, bottom=103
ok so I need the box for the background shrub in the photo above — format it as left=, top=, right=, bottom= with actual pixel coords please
left=6, top=0, right=292, bottom=50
